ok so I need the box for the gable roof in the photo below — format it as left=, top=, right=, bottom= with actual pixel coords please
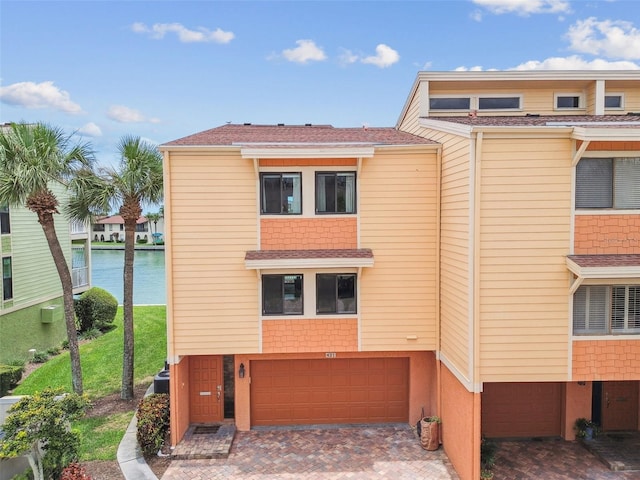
left=161, top=124, right=437, bottom=148
left=96, top=215, right=147, bottom=225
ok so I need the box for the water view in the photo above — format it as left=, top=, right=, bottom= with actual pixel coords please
left=90, top=249, right=166, bottom=305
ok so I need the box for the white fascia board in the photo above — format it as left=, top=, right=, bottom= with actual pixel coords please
left=417, top=70, right=640, bottom=82
left=240, top=146, right=375, bottom=159
left=566, top=258, right=640, bottom=279
left=245, top=257, right=374, bottom=270
left=419, top=118, right=473, bottom=137
left=571, top=126, right=640, bottom=141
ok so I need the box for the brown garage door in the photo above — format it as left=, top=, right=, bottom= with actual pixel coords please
left=482, top=382, right=562, bottom=438
left=251, top=358, right=409, bottom=426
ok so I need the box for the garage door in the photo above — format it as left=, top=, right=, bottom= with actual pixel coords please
left=251, top=358, right=409, bottom=426
left=482, top=382, right=562, bottom=438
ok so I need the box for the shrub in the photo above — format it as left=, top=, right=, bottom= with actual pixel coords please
left=137, top=237, right=148, bottom=244
left=136, top=394, right=170, bottom=456
left=79, top=327, right=102, bottom=340
left=47, top=346, right=61, bottom=357
left=75, top=287, right=118, bottom=332
left=0, top=364, right=24, bottom=396
left=60, top=462, right=92, bottom=480
left=31, top=351, right=49, bottom=363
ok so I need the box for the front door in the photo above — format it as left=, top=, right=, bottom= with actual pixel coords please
left=189, top=355, right=223, bottom=423
left=601, top=381, right=639, bottom=431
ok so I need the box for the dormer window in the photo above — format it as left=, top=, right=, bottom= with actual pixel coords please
left=429, top=97, right=470, bottom=110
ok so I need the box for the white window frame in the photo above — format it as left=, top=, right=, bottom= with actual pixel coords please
left=573, top=285, right=640, bottom=335
left=604, top=93, right=625, bottom=110
left=429, top=93, right=522, bottom=112
left=555, top=92, right=585, bottom=110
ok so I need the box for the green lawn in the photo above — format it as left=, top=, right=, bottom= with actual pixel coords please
left=13, top=306, right=167, bottom=461
left=14, top=305, right=167, bottom=397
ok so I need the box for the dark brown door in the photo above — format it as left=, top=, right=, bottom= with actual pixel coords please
left=250, top=357, right=409, bottom=426
left=602, top=381, right=639, bottom=431
left=189, top=355, right=223, bottom=423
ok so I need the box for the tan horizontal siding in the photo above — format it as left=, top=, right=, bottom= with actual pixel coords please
left=167, top=151, right=259, bottom=354
left=359, top=148, right=438, bottom=351
left=478, top=137, right=572, bottom=381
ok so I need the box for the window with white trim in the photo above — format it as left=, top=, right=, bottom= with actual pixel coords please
left=555, top=94, right=583, bottom=109
left=0, top=206, right=9, bottom=234
left=262, top=274, right=303, bottom=315
left=605, top=94, right=624, bottom=109
left=316, top=172, right=356, bottom=214
left=260, top=173, right=302, bottom=214
left=429, top=97, right=470, bottom=110
left=2, top=256, right=12, bottom=301
left=573, top=285, right=640, bottom=334
left=316, top=273, right=356, bottom=314
left=575, top=158, right=640, bottom=209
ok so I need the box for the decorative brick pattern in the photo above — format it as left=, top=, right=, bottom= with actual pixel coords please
left=262, top=318, right=358, bottom=353
left=584, top=140, right=640, bottom=151
left=573, top=340, right=640, bottom=380
left=261, top=218, right=357, bottom=250
left=574, top=215, right=640, bottom=254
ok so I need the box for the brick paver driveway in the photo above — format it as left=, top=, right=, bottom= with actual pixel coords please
left=161, top=425, right=459, bottom=480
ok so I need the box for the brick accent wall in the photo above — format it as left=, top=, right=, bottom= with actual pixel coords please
left=574, top=215, right=640, bottom=254
left=262, top=318, right=358, bottom=353
left=261, top=218, right=357, bottom=250
left=573, top=340, right=640, bottom=380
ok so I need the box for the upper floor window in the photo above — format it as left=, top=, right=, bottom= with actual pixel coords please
left=605, top=94, right=624, bottom=109
left=0, top=206, right=10, bottom=234
left=316, top=172, right=356, bottom=214
left=2, top=257, right=12, bottom=301
left=574, top=285, right=640, bottom=335
left=429, top=97, right=470, bottom=110
left=555, top=94, right=583, bottom=109
left=478, top=96, right=521, bottom=110
left=576, top=158, right=640, bottom=209
left=260, top=173, right=302, bottom=215
left=262, top=274, right=303, bottom=315
left=316, top=273, right=356, bottom=314
left=94, top=224, right=106, bottom=232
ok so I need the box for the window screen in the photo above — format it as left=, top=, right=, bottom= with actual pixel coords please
left=575, top=159, right=613, bottom=208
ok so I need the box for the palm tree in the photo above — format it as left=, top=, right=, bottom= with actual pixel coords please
left=0, top=123, right=95, bottom=395
left=69, top=135, right=163, bottom=399
left=145, top=211, right=162, bottom=244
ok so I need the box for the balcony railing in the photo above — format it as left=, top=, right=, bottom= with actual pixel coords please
left=72, top=266, right=89, bottom=289
left=70, top=221, right=87, bottom=235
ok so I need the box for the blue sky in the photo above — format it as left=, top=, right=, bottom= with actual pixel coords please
left=1, top=0, right=639, bottom=167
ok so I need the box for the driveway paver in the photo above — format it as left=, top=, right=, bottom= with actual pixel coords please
left=161, top=425, right=459, bottom=480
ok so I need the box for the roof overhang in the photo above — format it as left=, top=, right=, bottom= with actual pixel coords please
left=240, top=145, right=375, bottom=159
left=245, top=249, right=374, bottom=270
left=571, top=126, right=640, bottom=141
left=567, top=254, right=640, bottom=293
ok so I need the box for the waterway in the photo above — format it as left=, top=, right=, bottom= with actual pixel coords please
left=90, top=248, right=166, bottom=305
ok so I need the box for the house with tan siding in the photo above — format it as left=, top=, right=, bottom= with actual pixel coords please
left=159, top=124, right=441, bottom=445
left=161, top=70, right=639, bottom=480
left=397, top=70, right=640, bottom=480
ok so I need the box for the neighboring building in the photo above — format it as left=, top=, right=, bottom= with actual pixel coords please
left=92, top=215, right=160, bottom=244
left=160, top=70, right=640, bottom=480
left=0, top=185, right=91, bottom=365
left=396, top=70, right=640, bottom=480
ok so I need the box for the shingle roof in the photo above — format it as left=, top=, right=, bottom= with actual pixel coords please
left=567, top=254, right=640, bottom=268
left=162, top=124, right=437, bottom=147
left=425, top=114, right=640, bottom=128
left=245, top=249, right=373, bottom=261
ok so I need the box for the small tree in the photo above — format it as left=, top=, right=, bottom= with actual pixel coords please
left=0, top=388, right=90, bottom=480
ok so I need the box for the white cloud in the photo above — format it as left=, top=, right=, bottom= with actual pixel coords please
left=472, top=0, right=570, bottom=16
left=131, top=22, right=234, bottom=44
left=106, top=105, right=161, bottom=123
left=512, top=55, right=640, bottom=70
left=361, top=44, right=400, bottom=68
left=566, top=17, right=640, bottom=60
left=338, top=48, right=359, bottom=66
left=455, top=65, right=486, bottom=71
left=281, top=40, right=327, bottom=64
left=78, top=122, right=102, bottom=137
left=0, top=81, right=83, bottom=114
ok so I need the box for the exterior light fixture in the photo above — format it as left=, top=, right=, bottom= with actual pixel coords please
left=239, top=363, right=245, bottom=378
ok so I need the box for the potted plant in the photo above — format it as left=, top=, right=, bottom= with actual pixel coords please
left=480, top=436, right=498, bottom=479
left=574, top=417, right=596, bottom=440
left=419, top=415, right=441, bottom=451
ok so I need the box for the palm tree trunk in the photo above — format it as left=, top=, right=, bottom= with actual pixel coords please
left=121, top=217, right=137, bottom=400
left=38, top=212, right=83, bottom=395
